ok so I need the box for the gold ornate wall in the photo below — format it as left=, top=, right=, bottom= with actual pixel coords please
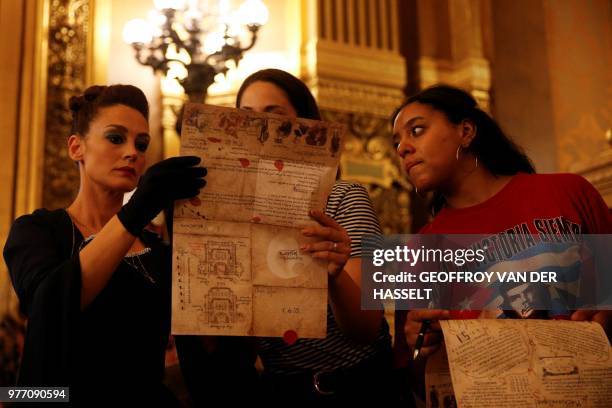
left=43, top=0, right=91, bottom=210
left=542, top=0, right=612, bottom=204
left=406, top=0, right=492, bottom=109
left=490, top=0, right=612, bottom=178
left=301, top=0, right=412, bottom=234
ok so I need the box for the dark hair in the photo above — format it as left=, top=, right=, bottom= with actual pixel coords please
left=392, top=85, right=535, bottom=213
left=69, top=84, right=149, bottom=135
left=235, top=69, right=321, bottom=120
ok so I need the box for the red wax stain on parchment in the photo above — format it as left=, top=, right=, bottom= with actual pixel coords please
left=189, top=197, right=201, bottom=207
left=239, top=158, right=250, bottom=168
left=207, top=137, right=222, bottom=143
left=274, top=160, right=284, bottom=171
left=283, top=330, right=298, bottom=345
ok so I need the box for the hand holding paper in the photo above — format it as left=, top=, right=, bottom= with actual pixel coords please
left=405, top=309, right=450, bottom=358
left=300, top=209, right=351, bottom=278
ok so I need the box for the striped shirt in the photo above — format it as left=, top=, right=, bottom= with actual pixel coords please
left=257, top=181, right=392, bottom=375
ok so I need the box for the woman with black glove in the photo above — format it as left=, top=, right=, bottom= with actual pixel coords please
left=2, top=85, right=206, bottom=405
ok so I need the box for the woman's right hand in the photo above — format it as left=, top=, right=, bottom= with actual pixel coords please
left=404, top=309, right=450, bottom=359
left=118, top=156, right=207, bottom=236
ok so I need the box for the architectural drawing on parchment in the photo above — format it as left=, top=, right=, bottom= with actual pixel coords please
left=205, top=287, right=237, bottom=324
left=206, top=241, right=238, bottom=279
left=172, top=103, right=344, bottom=338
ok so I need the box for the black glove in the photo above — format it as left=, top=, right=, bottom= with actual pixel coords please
left=117, top=156, right=207, bottom=236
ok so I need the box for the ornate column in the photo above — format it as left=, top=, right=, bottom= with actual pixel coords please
left=412, top=0, right=492, bottom=110
left=301, top=0, right=411, bottom=234
left=572, top=143, right=612, bottom=207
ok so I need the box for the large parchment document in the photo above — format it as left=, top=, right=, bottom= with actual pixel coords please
left=171, top=103, right=344, bottom=338
left=426, top=320, right=612, bottom=407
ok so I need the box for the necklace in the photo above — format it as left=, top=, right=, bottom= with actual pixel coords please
left=68, top=211, right=157, bottom=285
left=123, top=249, right=156, bottom=284
left=67, top=209, right=101, bottom=238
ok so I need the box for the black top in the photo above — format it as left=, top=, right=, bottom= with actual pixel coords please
left=3, top=209, right=172, bottom=404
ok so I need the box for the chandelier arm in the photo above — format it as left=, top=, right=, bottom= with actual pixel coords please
left=159, top=7, right=187, bottom=52
left=131, top=45, right=149, bottom=66
left=183, top=29, right=202, bottom=58
left=203, top=51, right=223, bottom=66
left=165, top=57, right=187, bottom=65
left=132, top=44, right=164, bottom=71
left=168, top=30, right=187, bottom=51
left=237, top=25, right=260, bottom=53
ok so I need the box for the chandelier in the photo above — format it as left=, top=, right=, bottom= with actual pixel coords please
left=122, top=0, right=269, bottom=103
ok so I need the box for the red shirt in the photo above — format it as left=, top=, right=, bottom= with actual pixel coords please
left=421, top=173, right=612, bottom=235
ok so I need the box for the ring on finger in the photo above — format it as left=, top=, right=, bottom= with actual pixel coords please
left=333, top=242, right=338, bottom=251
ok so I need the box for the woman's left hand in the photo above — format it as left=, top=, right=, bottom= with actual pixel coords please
left=571, top=310, right=612, bottom=339
left=300, top=210, right=351, bottom=278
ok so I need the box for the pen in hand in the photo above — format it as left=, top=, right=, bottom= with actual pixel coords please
left=413, top=319, right=431, bottom=360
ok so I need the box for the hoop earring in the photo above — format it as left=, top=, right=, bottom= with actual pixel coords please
left=414, top=186, right=425, bottom=200
left=458, top=145, right=478, bottom=169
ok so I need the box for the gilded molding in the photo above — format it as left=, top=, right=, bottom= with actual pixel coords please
left=314, top=40, right=406, bottom=88
left=322, top=110, right=412, bottom=234
left=572, top=150, right=612, bottom=206
left=42, top=0, right=90, bottom=210
left=418, top=56, right=492, bottom=111
left=313, top=77, right=404, bottom=118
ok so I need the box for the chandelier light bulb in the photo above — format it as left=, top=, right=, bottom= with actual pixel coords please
left=153, top=0, right=186, bottom=11
left=122, top=19, right=153, bottom=44
left=203, top=31, right=226, bottom=54
left=239, top=0, right=269, bottom=27
left=147, top=9, right=167, bottom=28
left=184, top=8, right=203, bottom=30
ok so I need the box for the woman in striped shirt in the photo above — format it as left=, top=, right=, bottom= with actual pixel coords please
left=178, top=69, right=397, bottom=404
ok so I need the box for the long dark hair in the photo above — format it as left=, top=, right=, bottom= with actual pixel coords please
left=69, top=84, right=149, bottom=135
left=392, top=85, right=535, bottom=214
left=236, top=69, right=321, bottom=120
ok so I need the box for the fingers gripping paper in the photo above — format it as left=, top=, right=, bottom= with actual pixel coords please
left=171, top=103, right=343, bottom=338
